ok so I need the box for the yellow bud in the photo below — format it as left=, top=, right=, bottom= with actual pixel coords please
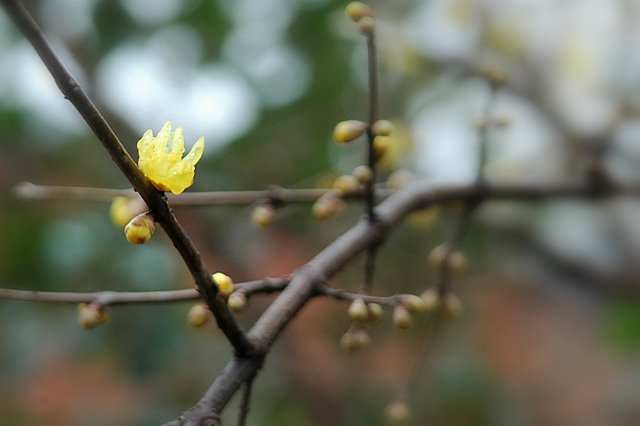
left=372, top=120, right=394, bottom=136
left=110, top=196, right=146, bottom=228
left=312, top=193, right=346, bottom=220
left=345, top=2, right=372, bottom=22
left=399, top=294, right=428, bottom=313
left=78, top=303, right=101, bottom=330
left=333, top=174, right=361, bottom=196
left=348, top=297, right=369, bottom=322
left=187, top=303, right=210, bottom=328
left=448, top=250, right=467, bottom=273
left=212, top=272, right=234, bottom=297
left=251, top=204, right=276, bottom=228
left=228, top=292, right=248, bottom=312
left=333, top=120, right=367, bottom=143
left=420, top=288, right=440, bottom=313
left=358, top=16, right=375, bottom=35
left=367, top=302, right=384, bottom=322
left=443, top=293, right=463, bottom=318
left=393, top=305, right=412, bottom=329
left=352, top=165, right=373, bottom=184
left=385, top=399, right=411, bottom=426
left=373, top=135, right=392, bottom=161
left=124, top=212, right=155, bottom=244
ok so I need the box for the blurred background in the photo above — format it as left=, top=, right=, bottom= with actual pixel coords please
left=2, top=0, right=640, bottom=425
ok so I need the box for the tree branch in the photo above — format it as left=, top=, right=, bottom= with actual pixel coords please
left=0, top=0, right=252, bottom=355
left=0, top=278, right=290, bottom=307
left=13, top=182, right=393, bottom=206
left=168, top=177, right=628, bottom=424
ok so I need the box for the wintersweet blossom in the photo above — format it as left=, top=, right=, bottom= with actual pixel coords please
left=137, top=121, right=205, bottom=194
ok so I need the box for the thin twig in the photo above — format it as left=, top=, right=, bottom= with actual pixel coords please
left=364, top=21, right=379, bottom=222
left=236, top=374, right=256, bottom=426
left=0, top=278, right=290, bottom=307
left=1, top=0, right=252, bottom=355
left=13, top=182, right=393, bottom=206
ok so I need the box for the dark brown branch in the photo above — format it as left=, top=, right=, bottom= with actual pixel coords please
left=0, top=0, right=252, bottom=355
left=169, top=178, right=622, bottom=424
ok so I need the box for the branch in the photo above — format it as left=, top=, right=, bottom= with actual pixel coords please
left=13, top=182, right=393, bottom=206
left=0, top=0, right=252, bottom=355
left=0, top=278, right=290, bottom=307
left=169, top=177, right=629, bottom=424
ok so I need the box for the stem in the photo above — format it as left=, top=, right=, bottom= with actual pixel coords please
left=236, top=375, right=256, bottom=426
left=365, top=30, right=379, bottom=222
left=1, top=0, right=252, bottom=355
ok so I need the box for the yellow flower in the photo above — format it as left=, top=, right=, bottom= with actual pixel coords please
left=137, top=121, right=205, bottom=194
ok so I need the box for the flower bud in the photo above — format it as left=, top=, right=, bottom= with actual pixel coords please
left=350, top=327, right=371, bottom=348
left=110, top=196, right=147, bottom=228
left=340, top=327, right=371, bottom=351
left=348, top=297, right=368, bottom=322
left=333, top=120, right=367, bottom=143
left=78, top=303, right=101, bottom=330
left=352, top=165, right=373, bottom=184
left=399, top=294, right=428, bottom=313
left=372, top=120, right=393, bottom=136
left=251, top=204, right=276, bottom=228
left=187, top=303, right=210, bottom=328
left=312, top=193, right=346, bottom=220
left=385, top=399, right=411, bottom=426
left=373, top=135, right=391, bottom=161
left=393, top=305, right=412, bottom=329
left=333, top=174, right=361, bottom=196
left=443, top=293, right=463, bottom=318
left=448, top=250, right=468, bottom=273
left=427, top=244, right=448, bottom=268
left=212, top=272, right=234, bottom=297
left=367, top=302, right=384, bottom=322
left=124, top=212, right=155, bottom=244
left=345, top=2, right=372, bottom=22
left=420, top=287, right=440, bottom=313
left=228, top=292, right=248, bottom=312
left=358, top=16, right=375, bottom=35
